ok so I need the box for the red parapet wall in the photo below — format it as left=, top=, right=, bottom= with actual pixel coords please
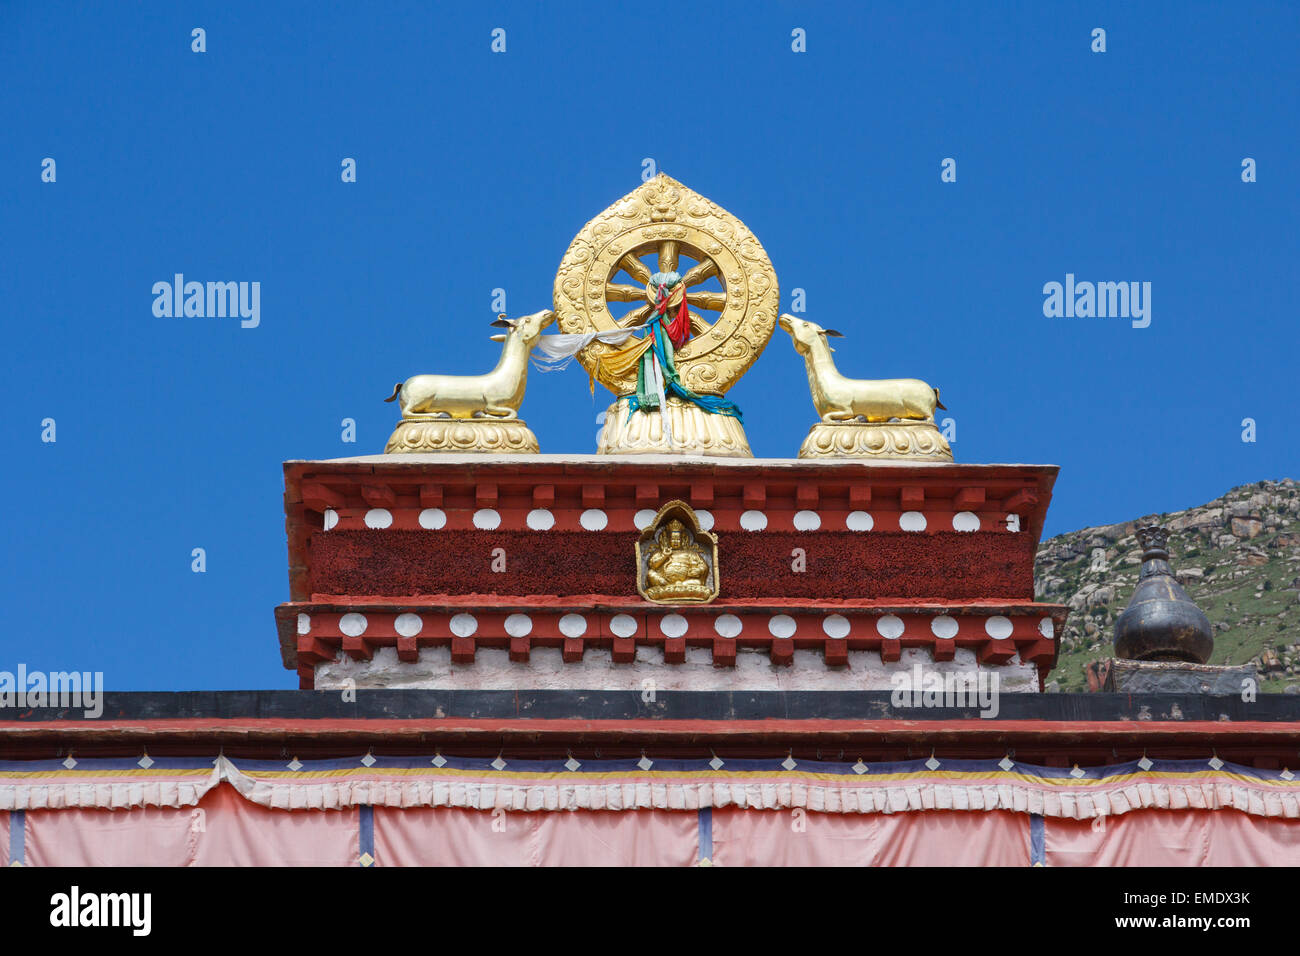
left=280, top=603, right=1062, bottom=679
left=276, top=456, right=1066, bottom=687
left=309, top=529, right=1036, bottom=600
left=282, top=456, right=1059, bottom=601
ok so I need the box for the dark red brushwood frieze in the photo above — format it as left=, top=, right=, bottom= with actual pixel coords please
left=308, top=529, right=1036, bottom=600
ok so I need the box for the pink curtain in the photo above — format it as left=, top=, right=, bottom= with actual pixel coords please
left=189, top=785, right=358, bottom=867
left=711, top=809, right=1032, bottom=866
left=21, top=790, right=1300, bottom=866
left=24, top=785, right=359, bottom=867
left=1, top=811, right=9, bottom=866
left=533, top=810, right=697, bottom=866
left=1045, top=809, right=1300, bottom=866
left=375, top=807, right=534, bottom=866
left=374, top=807, right=698, bottom=866
left=26, top=804, right=201, bottom=866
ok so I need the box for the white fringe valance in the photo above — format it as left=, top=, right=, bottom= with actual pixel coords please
left=3, top=756, right=1298, bottom=820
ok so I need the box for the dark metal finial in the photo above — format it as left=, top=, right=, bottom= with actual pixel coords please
left=1113, top=523, right=1214, bottom=664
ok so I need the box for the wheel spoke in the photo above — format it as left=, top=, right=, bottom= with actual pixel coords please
left=686, top=290, right=726, bottom=312
left=681, top=258, right=719, bottom=287
left=618, top=304, right=653, bottom=328
left=606, top=283, right=644, bottom=303
left=617, top=254, right=652, bottom=285
left=658, top=240, right=679, bottom=274
left=688, top=311, right=712, bottom=336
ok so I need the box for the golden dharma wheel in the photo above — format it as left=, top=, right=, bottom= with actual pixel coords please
left=553, top=174, right=779, bottom=397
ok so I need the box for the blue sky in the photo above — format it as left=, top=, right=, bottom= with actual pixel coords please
left=1, top=1, right=1296, bottom=690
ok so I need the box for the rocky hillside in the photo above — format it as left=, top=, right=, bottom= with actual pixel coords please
left=1036, top=478, right=1300, bottom=692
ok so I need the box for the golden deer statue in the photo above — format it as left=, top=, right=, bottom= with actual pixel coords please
left=778, top=314, right=945, bottom=423
left=384, top=309, right=556, bottom=420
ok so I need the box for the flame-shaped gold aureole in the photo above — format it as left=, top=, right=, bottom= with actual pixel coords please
left=553, top=174, right=779, bottom=397
left=635, top=501, right=720, bottom=605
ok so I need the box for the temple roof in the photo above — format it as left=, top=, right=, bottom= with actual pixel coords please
left=4, top=690, right=1298, bottom=764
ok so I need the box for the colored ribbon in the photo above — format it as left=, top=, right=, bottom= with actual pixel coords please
left=533, top=271, right=744, bottom=422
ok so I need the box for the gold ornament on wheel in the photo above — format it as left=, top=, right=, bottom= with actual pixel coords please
left=636, top=501, right=720, bottom=605
left=549, top=175, right=778, bottom=456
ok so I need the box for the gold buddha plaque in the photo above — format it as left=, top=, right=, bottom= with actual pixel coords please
left=635, top=501, right=719, bottom=605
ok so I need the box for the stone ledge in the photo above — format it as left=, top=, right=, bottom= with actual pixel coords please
left=1106, top=659, right=1258, bottom=695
